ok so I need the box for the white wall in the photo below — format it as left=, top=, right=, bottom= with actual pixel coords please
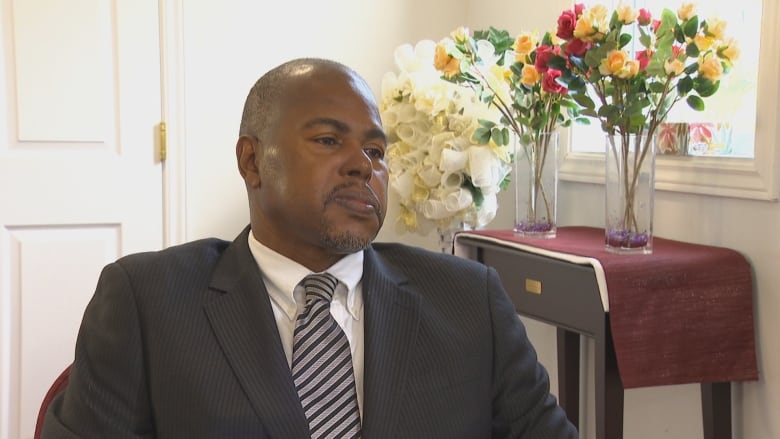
left=180, top=1, right=779, bottom=438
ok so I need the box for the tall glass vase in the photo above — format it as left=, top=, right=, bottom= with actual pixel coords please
left=437, top=222, right=469, bottom=254
left=514, top=132, right=558, bottom=238
left=604, top=133, right=656, bottom=254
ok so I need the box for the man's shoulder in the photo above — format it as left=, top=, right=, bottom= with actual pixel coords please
left=369, top=241, right=485, bottom=273
left=116, top=236, right=233, bottom=271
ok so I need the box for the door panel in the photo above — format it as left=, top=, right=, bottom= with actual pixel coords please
left=0, top=1, right=163, bottom=438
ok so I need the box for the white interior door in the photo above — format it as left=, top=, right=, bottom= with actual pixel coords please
left=0, top=1, right=164, bottom=438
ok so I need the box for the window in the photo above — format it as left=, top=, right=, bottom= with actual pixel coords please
left=559, top=0, right=778, bottom=200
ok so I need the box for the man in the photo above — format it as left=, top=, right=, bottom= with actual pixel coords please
left=42, top=58, right=578, bottom=438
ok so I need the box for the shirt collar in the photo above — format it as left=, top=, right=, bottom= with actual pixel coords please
left=246, top=232, right=364, bottom=321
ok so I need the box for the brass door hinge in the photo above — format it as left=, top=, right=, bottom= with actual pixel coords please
left=159, top=121, right=167, bottom=162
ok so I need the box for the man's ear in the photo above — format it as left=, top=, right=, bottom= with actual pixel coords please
left=236, top=135, right=261, bottom=188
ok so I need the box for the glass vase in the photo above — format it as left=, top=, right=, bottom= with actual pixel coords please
left=604, top=133, right=656, bottom=254
left=514, top=132, right=558, bottom=238
left=437, top=222, right=469, bottom=254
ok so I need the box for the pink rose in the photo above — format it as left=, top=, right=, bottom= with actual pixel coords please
left=574, top=3, right=585, bottom=17
left=638, top=8, right=652, bottom=26
left=556, top=10, right=577, bottom=40
left=565, top=38, right=590, bottom=57
left=542, top=69, right=567, bottom=94
left=534, top=45, right=554, bottom=73
left=652, top=19, right=661, bottom=33
left=636, top=48, right=653, bottom=70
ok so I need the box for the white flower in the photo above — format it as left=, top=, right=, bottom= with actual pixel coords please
left=381, top=41, right=512, bottom=234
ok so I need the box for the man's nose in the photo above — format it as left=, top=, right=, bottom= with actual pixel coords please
left=342, top=143, right=373, bottom=180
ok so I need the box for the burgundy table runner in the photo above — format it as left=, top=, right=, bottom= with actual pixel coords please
left=457, top=226, right=759, bottom=389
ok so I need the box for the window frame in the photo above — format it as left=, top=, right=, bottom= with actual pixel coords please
left=558, top=0, right=779, bottom=201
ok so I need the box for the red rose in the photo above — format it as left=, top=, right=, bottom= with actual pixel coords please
left=652, top=19, right=661, bottom=33
left=535, top=45, right=554, bottom=73
left=574, top=3, right=585, bottom=17
left=542, top=69, right=567, bottom=94
left=565, top=38, right=590, bottom=57
left=556, top=10, right=577, bottom=39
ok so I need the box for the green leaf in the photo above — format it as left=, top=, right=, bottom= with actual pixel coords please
left=686, top=95, right=705, bottom=111
left=677, top=76, right=694, bottom=94
left=618, top=33, right=632, bottom=49
left=491, top=127, right=508, bottom=146
left=473, top=127, right=492, bottom=145
left=695, top=78, right=720, bottom=97
left=479, top=119, right=496, bottom=129
left=685, top=43, right=700, bottom=58
left=648, top=81, right=666, bottom=93
left=572, top=93, right=596, bottom=110
left=462, top=177, right=484, bottom=208
left=547, top=54, right=568, bottom=71
left=683, top=16, right=699, bottom=39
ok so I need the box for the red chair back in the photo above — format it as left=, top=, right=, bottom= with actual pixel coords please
left=33, top=365, right=71, bottom=439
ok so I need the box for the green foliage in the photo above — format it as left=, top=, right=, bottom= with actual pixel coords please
left=552, top=4, right=736, bottom=138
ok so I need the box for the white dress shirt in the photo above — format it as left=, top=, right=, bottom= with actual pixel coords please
left=246, top=232, right=365, bottom=415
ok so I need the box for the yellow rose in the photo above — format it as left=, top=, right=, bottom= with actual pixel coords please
left=677, top=3, right=696, bottom=21
left=573, top=6, right=610, bottom=41
left=694, top=35, right=715, bottom=51
left=411, top=182, right=430, bottom=203
left=434, top=44, right=460, bottom=78
left=514, top=32, right=537, bottom=62
left=599, top=50, right=629, bottom=76
left=573, top=16, right=596, bottom=41
left=664, top=58, right=685, bottom=76
left=589, top=5, right=610, bottom=25
left=520, top=64, right=541, bottom=86
left=719, top=38, right=740, bottom=64
left=706, top=17, right=727, bottom=40
left=699, top=52, right=723, bottom=81
left=399, top=206, right=418, bottom=229
left=616, top=60, right=640, bottom=79
left=617, top=5, right=639, bottom=24
left=451, top=27, right=470, bottom=44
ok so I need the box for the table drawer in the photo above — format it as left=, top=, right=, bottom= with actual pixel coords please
left=480, top=245, right=604, bottom=336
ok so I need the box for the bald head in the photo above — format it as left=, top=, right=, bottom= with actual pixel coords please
left=238, top=58, right=369, bottom=143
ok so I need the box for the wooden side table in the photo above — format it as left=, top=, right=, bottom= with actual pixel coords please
left=454, top=227, right=758, bottom=439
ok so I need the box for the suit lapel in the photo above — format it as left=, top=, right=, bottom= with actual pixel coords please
left=361, top=246, right=421, bottom=439
left=203, top=227, right=309, bottom=439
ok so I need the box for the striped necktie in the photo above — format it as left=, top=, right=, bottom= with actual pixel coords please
left=292, top=273, right=361, bottom=438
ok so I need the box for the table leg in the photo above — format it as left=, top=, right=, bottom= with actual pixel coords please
left=557, top=328, right=580, bottom=428
left=701, top=382, right=731, bottom=439
left=595, top=318, right=624, bottom=439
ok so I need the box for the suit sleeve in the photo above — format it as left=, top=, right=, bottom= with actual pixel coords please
left=41, top=261, right=155, bottom=439
left=486, top=266, right=579, bottom=438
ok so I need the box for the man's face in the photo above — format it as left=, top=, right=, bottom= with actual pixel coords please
left=245, top=67, right=388, bottom=269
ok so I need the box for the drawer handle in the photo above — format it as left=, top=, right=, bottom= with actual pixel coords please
left=525, top=278, right=542, bottom=295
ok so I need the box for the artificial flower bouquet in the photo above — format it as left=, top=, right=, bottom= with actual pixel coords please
left=433, top=26, right=584, bottom=235
left=380, top=40, right=512, bottom=236
left=551, top=2, right=739, bottom=248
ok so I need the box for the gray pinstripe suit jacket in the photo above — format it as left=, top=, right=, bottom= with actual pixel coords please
left=42, top=226, right=577, bottom=438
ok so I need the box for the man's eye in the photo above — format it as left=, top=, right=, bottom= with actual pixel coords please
left=365, top=146, right=385, bottom=159
left=317, top=136, right=339, bottom=146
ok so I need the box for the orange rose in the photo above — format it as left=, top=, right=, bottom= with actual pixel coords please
left=434, top=44, right=460, bottom=78
left=520, top=64, right=541, bottom=86
left=598, top=50, right=628, bottom=76
left=514, top=33, right=537, bottom=62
